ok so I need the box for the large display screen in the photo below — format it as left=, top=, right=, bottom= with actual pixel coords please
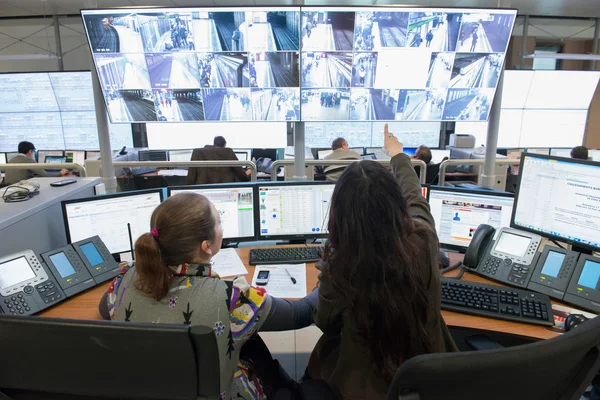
left=0, top=71, right=133, bottom=152
left=82, top=7, right=516, bottom=123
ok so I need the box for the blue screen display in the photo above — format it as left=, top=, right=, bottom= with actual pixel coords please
left=80, top=242, right=103, bottom=267
left=541, top=251, right=565, bottom=278
left=48, top=252, right=76, bottom=278
left=578, top=260, right=600, bottom=290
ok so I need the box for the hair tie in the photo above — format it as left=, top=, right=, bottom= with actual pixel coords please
left=151, top=229, right=159, bottom=239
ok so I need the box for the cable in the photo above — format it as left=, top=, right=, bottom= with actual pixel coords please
left=441, top=262, right=466, bottom=280
left=551, top=240, right=565, bottom=249
left=2, top=185, right=39, bottom=203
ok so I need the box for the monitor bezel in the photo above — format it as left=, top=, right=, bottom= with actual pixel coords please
left=80, top=5, right=517, bottom=124
left=510, top=152, right=600, bottom=253
left=426, top=184, right=514, bottom=252
left=61, top=188, right=165, bottom=254
left=167, top=182, right=258, bottom=243
left=256, top=180, right=336, bottom=241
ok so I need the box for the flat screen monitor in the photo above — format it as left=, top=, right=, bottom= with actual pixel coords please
left=257, top=182, right=335, bottom=239
left=550, top=148, right=572, bottom=158
left=0, top=153, right=6, bottom=164
left=366, top=147, right=389, bottom=160
left=65, top=151, right=86, bottom=166
left=361, top=153, right=376, bottom=160
left=168, top=184, right=256, bottom=242
left=427, top=186, right=514, bottom=251
left=81, top=7, right=301, bottom=123
left=62, top=189, right=164, bottom=254
left=6, top=152, right=18, bottom=162
left=81, top=7, right=516, bottom=123
left=403, top=147, right=417, bottom=156
left=523, top=71, right=600, bottom=110
left=85, top=151, right=101, bottom=160
left=430, top=149, right=450, bottom=164
left=524, top=148, right=549, bottom=156
left=317, top=149, right=333, bottom=159
left=38, top=151, right=64, bottom=163
left=234, top=152, right=249, bottom=161
left=45, top=156, right=67, bottom=164
left=348, top=147, right=364, bottom=156
left=588, top=150, right=600, bottom=162
left=168, top=149, right=193, bottom=163
left=511, top=154, right=600, bottom=252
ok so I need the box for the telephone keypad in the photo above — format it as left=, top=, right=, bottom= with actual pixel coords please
left=3, top=294, right=31, bottom=315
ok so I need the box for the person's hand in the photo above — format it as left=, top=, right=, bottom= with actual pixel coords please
left=383, top=123, right=404, bottom=158
left=60, top=169, right=70, bottom=176
left=246, top=169, right=252, bottom=177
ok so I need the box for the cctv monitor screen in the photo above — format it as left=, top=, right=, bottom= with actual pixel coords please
left=62, top=190, right=163, bottom=254
left=427, top=186, right=514, bottom=250
left=258, top=182, right=335, bottom=239
left=169, top=184, right=255, bottom=241
left=81, top=8, right=301, bottom=123
left=512, top=154, right=600, bottom=252
left=81, top=7, right=516, bottom=123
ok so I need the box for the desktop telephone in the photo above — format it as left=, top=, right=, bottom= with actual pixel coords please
left=0, top=236, right=119, bottom=316
left=463, top=225, right=542, bottom=288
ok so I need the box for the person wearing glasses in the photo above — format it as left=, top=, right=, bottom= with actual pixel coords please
left=3, top=141, right=69, bottom=186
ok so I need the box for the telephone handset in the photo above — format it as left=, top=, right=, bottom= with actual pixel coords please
left=463, top=226, right=543, bottom=288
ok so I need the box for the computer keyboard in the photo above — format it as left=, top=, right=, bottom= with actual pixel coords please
left=440, top=277, right=554, bottom=326
left=249, top=247, right=324, bottom=265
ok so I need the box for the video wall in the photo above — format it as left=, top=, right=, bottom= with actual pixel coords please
left=82, top=7, right=516, bottom=123
left=0, top=72, right=133, bottom=153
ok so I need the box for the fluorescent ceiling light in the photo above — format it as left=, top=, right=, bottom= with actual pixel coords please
left=0, top=54, right=60, bottom=60
left=525, top=53, right=600, bottom=61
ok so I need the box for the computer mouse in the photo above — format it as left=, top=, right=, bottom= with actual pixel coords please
left=439, top=249, right=450, bottom=269
left=565, top=314, right=589, bottom=332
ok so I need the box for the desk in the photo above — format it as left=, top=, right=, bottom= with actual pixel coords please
left=38, top=247, right=560, bottom=340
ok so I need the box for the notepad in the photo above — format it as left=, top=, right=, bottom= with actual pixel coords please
left=251, top=264, right=307, bottom=299
left=211, top=248, right=248, bottom=278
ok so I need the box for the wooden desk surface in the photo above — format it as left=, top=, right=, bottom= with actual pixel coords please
left=38, top=247, right=560, bottom=340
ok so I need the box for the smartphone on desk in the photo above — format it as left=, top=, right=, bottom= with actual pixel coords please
left=50, top=179, right=77, bottom=187
left=255, top=270, right=270, bottom=286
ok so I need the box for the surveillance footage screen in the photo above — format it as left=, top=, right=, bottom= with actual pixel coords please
left=81, top=7, right=516, bottom=123
left=82, top=8, right=301, bottom=123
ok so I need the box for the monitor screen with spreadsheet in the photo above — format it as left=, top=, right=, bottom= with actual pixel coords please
left=511, top=154, right=600, bottom=252
left=257, top=182, right=335, bottom=239
left=62, top=189, right=164, bottom=254
left=168, top=184, right=256, bottom=242
left=427, top=186, right=514, bottom=251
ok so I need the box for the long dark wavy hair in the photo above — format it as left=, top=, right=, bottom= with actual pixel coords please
left=322, top=160, right=439, bottom=382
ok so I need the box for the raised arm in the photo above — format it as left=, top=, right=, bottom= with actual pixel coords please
left=383, top=124, right=435, bottom=230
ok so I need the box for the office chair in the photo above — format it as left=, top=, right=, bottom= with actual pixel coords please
left=387, top=314, right=600, bottom=400
left=0, top=316, right=220, bottom=400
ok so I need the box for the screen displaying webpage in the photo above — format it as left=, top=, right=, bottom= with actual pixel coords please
left=428, top=188, right=514, bottom=248
left=64, top=192, right=162, bottom=254
left=259, top=184, right=334, bottom=236
left=170, top=187, right=255, bottom=239
left=513, top=156, right=600, bottom=249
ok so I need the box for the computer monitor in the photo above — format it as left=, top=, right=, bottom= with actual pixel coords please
left=430, top=149, right=450, bottom=164
left=525, top=148, right=550, bottom=156
left=168, top=184, right=255, bottom=242
left=65, top=151, right=86, bottom=166
left=6, top=152, right=18, bottom=161
left=62, top=189, right=164, bottom=255
left=512, top=153, right=600, bottom=253
left=232, top=149, right=252, bottom=162
left=403, top=147, right=417, bottom=157
left=361, top=153, right=376, bottom=160
left=348, top=147, right=364, bottom=156
left=317, top=149, right=333, bottom=159
left=549, top=148, right=572, bottom=158
left=234, top=152, right=248, bottom=161
left=38, top=151, right=63, bottom=163
left=168, top=149, right=193, bottom=163
left=427, top=186, right=515, bottom=251
left=252, top=149, right=278, bottom=161
left=366, top=147, right=389, bottom=161
left=257, top=182, right=335, bottom=240
left=45, top=156, right=67, bottom=164
left=588, top=150, right=600, bottom=162
left=0, top=153, right=6, bottom=164
left=85, top=151, right=101, bottom=160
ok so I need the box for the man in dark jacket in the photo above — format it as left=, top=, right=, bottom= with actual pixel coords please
left=186, top=137, right=250, bottom=185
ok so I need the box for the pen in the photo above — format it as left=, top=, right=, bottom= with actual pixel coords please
left=285, top=268, right=297, bottom=284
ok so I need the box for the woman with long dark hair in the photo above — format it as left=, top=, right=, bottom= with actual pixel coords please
left=308, top=124, right=456, bottom=398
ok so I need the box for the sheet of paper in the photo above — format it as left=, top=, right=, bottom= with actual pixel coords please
left=158, top=169, right=188, bottom=176
left=211, top=248, right=248, bottom=278
left=251, top=264, right=307, bottom=299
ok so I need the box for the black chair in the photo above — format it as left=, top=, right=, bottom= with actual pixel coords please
left=0, top=316, right=219, bottom=400
left=387, top=314, right=600, bottom=400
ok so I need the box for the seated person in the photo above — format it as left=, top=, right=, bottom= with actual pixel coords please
left=307, top=125, right=457, bottom=399
left=411, top=144, right=439, bottom=184
left=187, top=136, right=251, bottom=184
left=4, top=141, right=69, bottom=185
left=99, top=192, right=318, bottom=399
left=323, top=137, right=361, bottom=181
left=571, top=145, right=588, bottom=160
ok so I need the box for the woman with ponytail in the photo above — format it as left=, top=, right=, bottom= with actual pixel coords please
left=98, top=193, right=317, bottom=400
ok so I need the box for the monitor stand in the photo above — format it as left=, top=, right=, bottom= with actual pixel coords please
left=572, top=245, right=593, bottom=256
left=277, top=239, right=307, bottom=245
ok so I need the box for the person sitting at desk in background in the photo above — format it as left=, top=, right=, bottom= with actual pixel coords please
left=323, top=137, right=361, bottom=181
left=187, top=136, right=251, bottom=185
left=571, top=145, right=589, bottom=160
left=411, top=145, right=432, bottom=165
left=412, top=145, right=441, bottom=184
left=307, top=124, right=457, bottom=399
left=3, top=141, right=70, bottom=186
left=98, top=193, right=318, bottom=399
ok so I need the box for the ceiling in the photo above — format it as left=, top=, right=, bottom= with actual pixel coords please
left=0, top=0, right=598, bottom=18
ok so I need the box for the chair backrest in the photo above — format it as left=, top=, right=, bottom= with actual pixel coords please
left=0, top=316, right=220, bottom=400
left=388, top=315, right=600, bottom=400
